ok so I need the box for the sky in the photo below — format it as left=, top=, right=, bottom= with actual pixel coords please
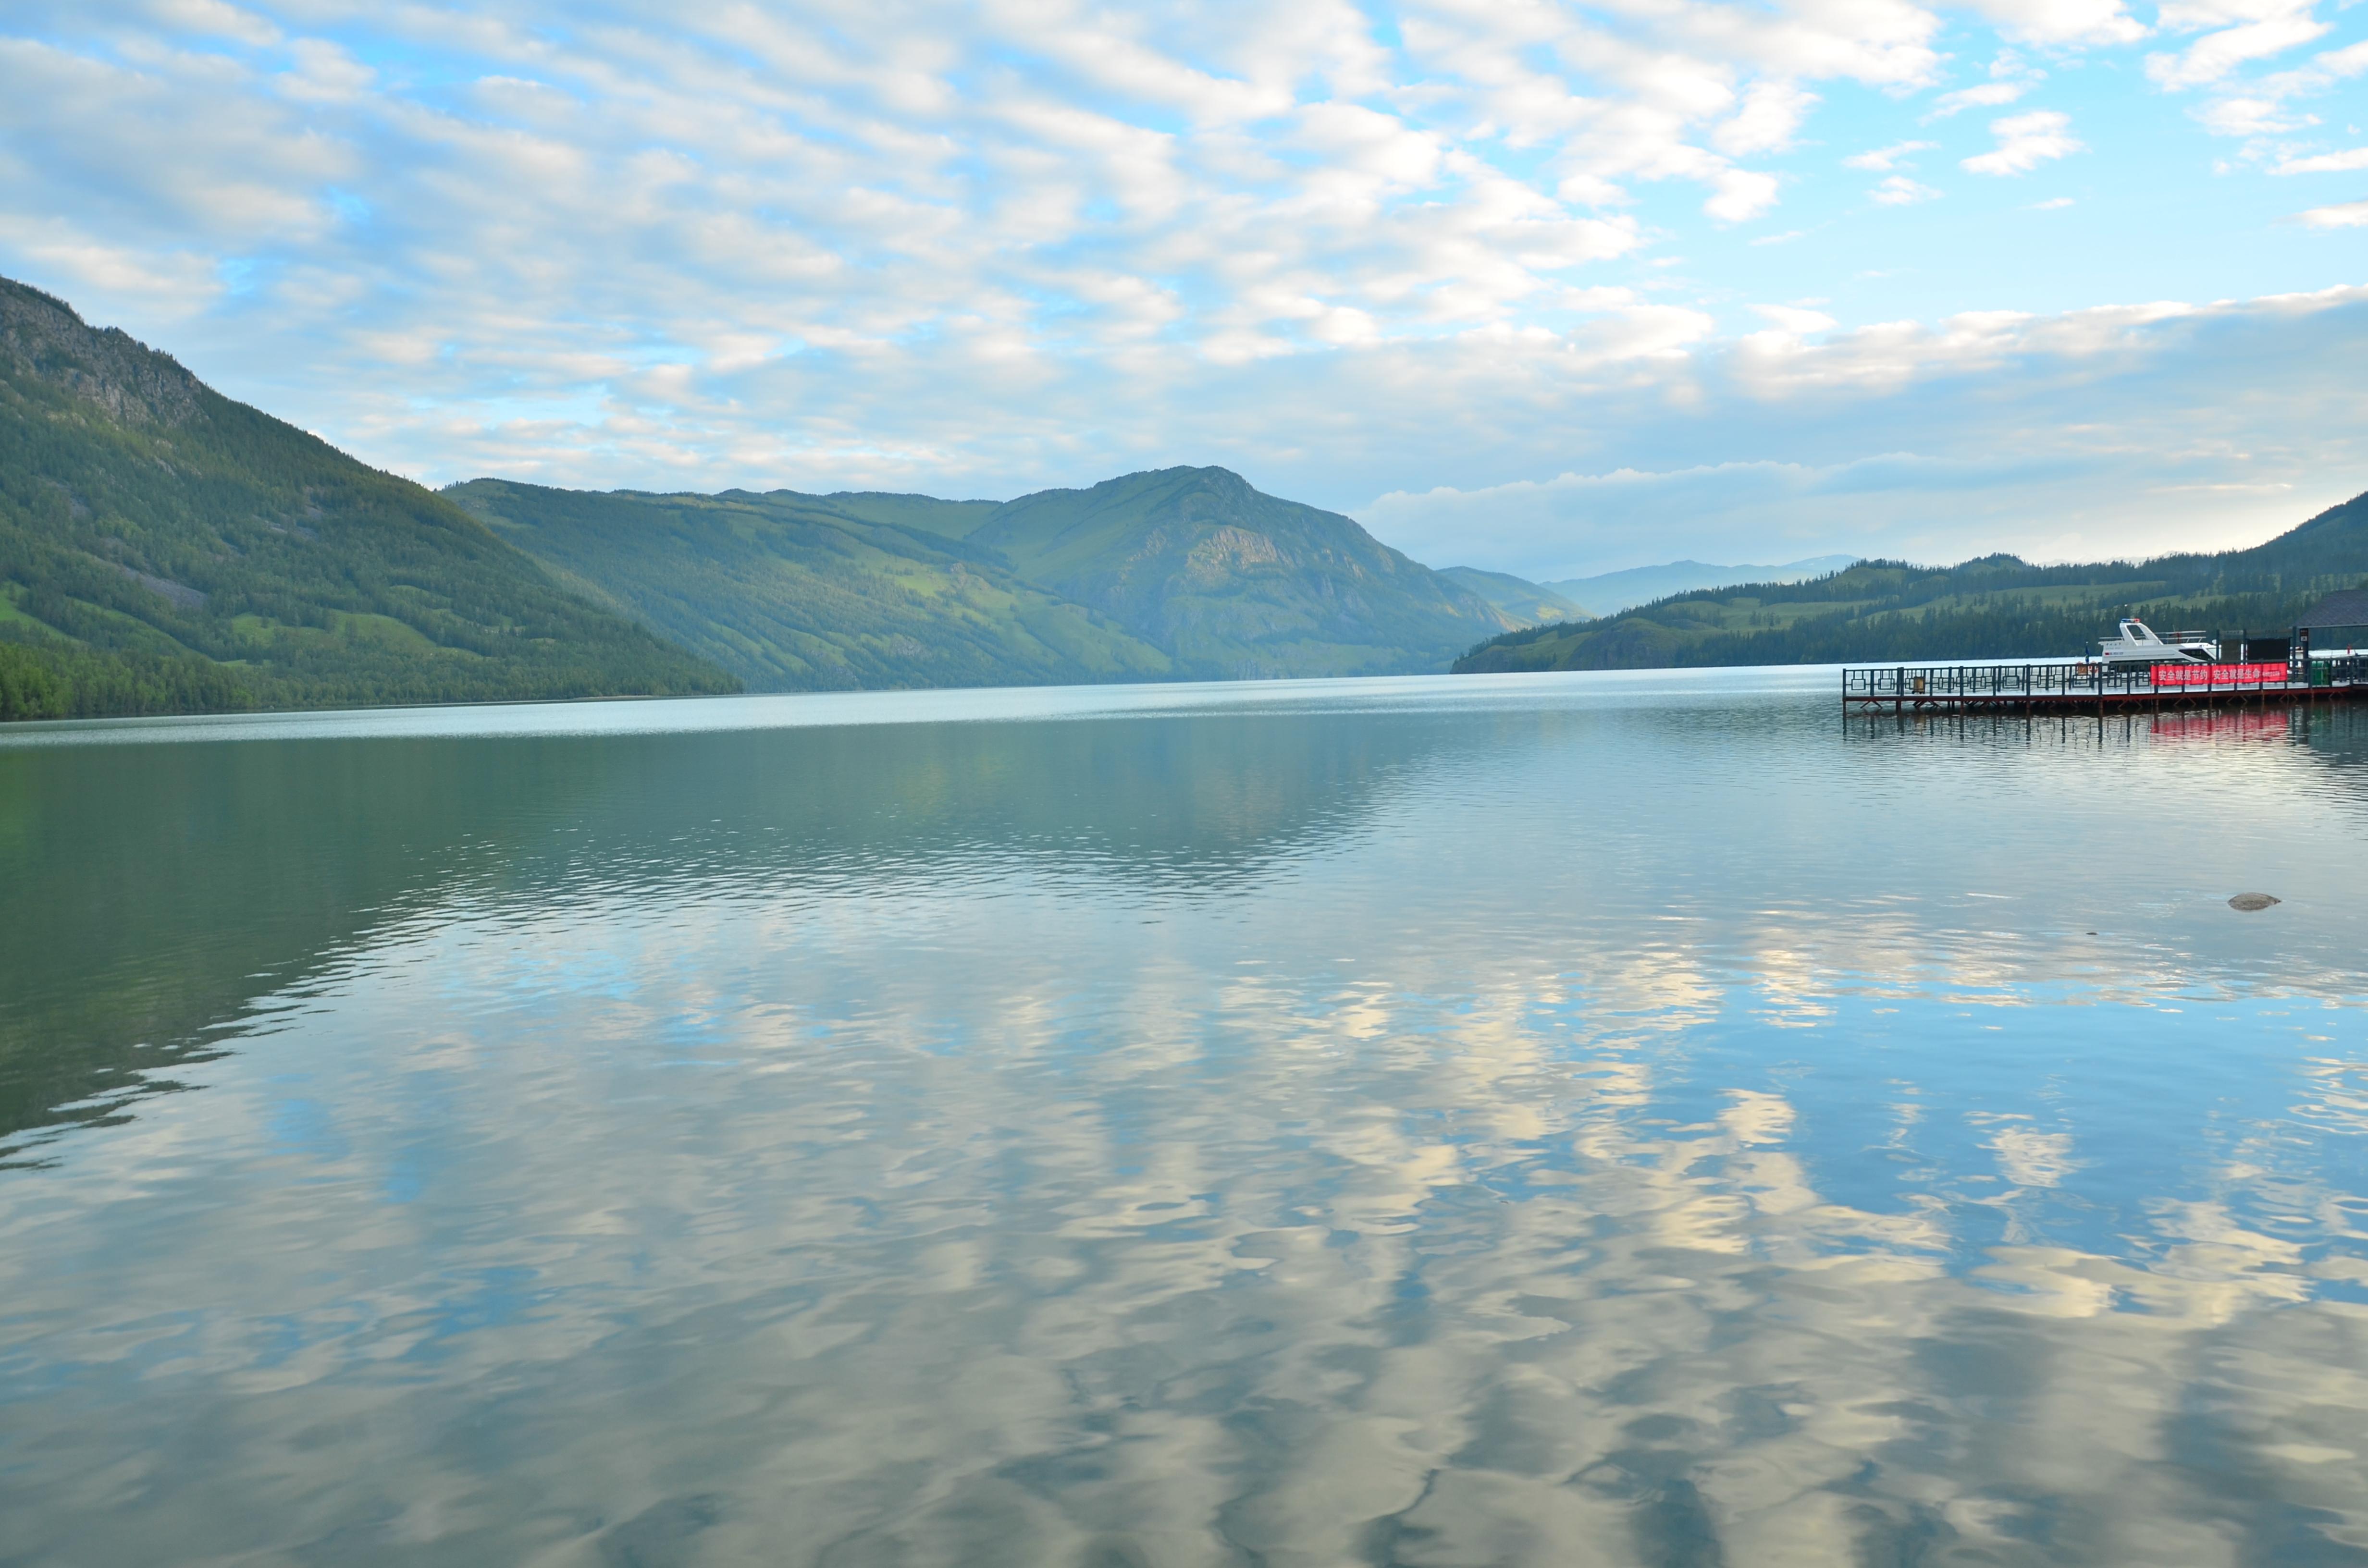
left=2, top=0, right=2366, bottom=580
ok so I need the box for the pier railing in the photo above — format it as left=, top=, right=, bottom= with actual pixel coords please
left=1844, top=658, right=2368, bottom=706
left=1847, top=664, right=2148, bottom=702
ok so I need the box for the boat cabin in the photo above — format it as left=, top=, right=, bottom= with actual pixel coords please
left=2097, top=619, right=2217, bottom=666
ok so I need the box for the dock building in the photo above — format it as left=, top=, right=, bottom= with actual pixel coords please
left=2298, top=588, right=2368, bottom=662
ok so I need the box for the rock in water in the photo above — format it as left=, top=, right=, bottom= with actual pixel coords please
left=2229, top=892, right=2281, bottom=911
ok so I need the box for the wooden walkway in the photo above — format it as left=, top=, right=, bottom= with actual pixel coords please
left=1843, top=661, right=2368, bottom=714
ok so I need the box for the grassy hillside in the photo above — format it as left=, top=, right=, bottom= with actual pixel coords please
left=0, top=278, right=735, bottom=722
left=1437, top=566, right=1590, bottom=626
left=447, top=480, right=1175, bottom=691
left=970, top=466, right=1515, bottom=678
left=1455, top=496, right=2368, bottom=674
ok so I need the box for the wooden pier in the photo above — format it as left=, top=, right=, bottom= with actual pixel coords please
left=1843, top=660, right=2368, bottom=714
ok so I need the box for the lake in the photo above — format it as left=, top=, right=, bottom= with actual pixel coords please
left=4, top=667, right=2366, bottom=1566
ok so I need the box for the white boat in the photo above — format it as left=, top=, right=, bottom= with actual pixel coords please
left=2097, top=618, right=2218, bottom=666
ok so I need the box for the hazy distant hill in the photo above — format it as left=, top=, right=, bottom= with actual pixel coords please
left=0, top=278, right=734, bottom=722
left=447, top=480, right=1174, bottom=691
left=970, top=467, right=1514, bottom=678
left=1437, top=567, right=1590, bottom=626
left=1542, top=555, right=1858, bottom=616
left=1455, top=497, right=2368, bottom=674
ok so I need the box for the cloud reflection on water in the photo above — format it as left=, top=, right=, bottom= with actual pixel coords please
left=1, top=681, right=2366, bottom=1564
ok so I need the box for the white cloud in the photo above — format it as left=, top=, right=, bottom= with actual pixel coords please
left=2274, top=146, right=2368, bottom=173
left=1, top=0, right=2363, bottom=586
left=1870, top=175, right=1940, bottom=204
left=149, top=0, right=279, bottom=47
left=2195, top=95, right=2306, bottom=136
left=0, top=215, right=223, bottom=314
left=1844, top=139, right=1936, bottom=172
left=1926, top=48, right=2046, bottom=121
left=1384, top=0, right=1944, bottom=232
left=0, top=37, right=350, bottom=242
left=1354, top=286, right=2368, bottom=578
left=1962, top=0, right=2148, bottom=46
left=2257, top=35, right=2368, bottom=98
left=2294, top=198, right=2368, bottom=227
left=2149, top=1, right=2331, bottom=91
left=1713, top=80, right=1818, bottom=156
left=1963, top=111, right=2084, bottom=175
left=1704, top=168, right=1781, bottom=223
left=0, top=0, right=1962, bottom=382
left=1, top=6, right=1663, bottom=385
left=275, top=38, right=372, bottom=104
left=1927, top=81, right=2029, bottom=119
left=1752, top=303, right=1837, bottom=333
left=2028, top=196, right=2075, bottom=209
left=2204, top=38, right=2368, bottom=142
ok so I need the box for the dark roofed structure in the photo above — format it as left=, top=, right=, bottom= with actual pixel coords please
left=2298, top=588, right=2368, bottom=628
left=2298, top=588, right=2368, bottom=657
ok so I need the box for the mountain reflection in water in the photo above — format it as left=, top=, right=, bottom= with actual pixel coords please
left=2, top=671, right=2365, bottom=1566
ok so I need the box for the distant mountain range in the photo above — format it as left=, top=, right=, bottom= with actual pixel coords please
left=13, top=273, right=2362, bottom=721
left=1454, top=508, right=2368, bottom=674
left=0, top=275, right=1530, bottom=719
left=1542, top=556, right=1860, bottom=616
left=449, top=466, right=1520, bottom=692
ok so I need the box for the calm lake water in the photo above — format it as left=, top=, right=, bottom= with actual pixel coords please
left=5, top=667, right=2368, bottom=1566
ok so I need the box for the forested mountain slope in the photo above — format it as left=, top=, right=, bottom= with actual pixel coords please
left=456, top=466, right=1519, bottom=689
left=447, top=480, right=1175, bottom=691
left=0, top=278, right=734, bottom=721
left=1454, top=494, right=2368, bottom=674
left=969, top=466, right=1516, bottom=678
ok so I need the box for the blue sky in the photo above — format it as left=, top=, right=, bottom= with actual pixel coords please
left=2, top=0, right=2365, bottom=578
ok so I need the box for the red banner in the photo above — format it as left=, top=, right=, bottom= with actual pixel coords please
left=2150, top=662, right=2289, bottom=686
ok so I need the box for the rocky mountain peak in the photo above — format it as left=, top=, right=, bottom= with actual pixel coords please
left=0, top=278, right=202, bottom=429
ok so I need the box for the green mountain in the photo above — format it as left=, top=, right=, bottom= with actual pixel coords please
left=446, top=480, right=1175, bottom=691
left=1437, top=566, right=1590, bottom=626
left=967, top=466, right=1514, bottom=678
left=1454, top=495, right=2368, bottom=674
left=0, top=278, right=735, bottom=722
left=453, top=466, right=1517, bottom=690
